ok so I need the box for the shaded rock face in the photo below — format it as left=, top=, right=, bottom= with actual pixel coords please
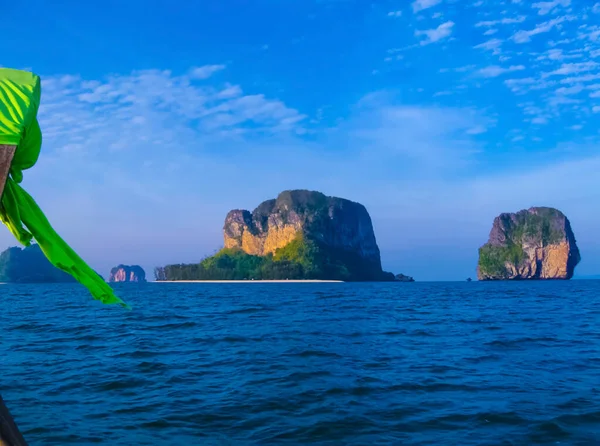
left=224, top=190, right=384, bottom=276
left=395, top=273, right=415, bottom=282
left=477, top=207, right=580, bottom=280
left=108, top=265, right=146, bottom=283
left=0, top=244, right=76, bottom=283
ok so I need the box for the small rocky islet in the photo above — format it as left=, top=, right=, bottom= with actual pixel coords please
left=108, top=265, right=147, bottom=283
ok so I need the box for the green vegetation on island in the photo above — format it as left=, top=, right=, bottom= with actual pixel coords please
left=478, top=243, right=527, bottom=278
left=0, top=244, right=77, bottom=283
left=156, top=189, right=418, bottom=282
left=155, top=234, right=397, bottom=281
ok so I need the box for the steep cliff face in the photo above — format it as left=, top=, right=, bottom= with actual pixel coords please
left=108, top=265, right=147, bottom=283
left=223, top=190, right=388, bottom=280
left=477, top=207, right=580, bottom=280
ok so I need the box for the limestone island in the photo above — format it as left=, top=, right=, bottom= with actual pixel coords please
left=0, top=244, right=76, bottom=283
left=155, top=190, right=413, bottom=282
left=108, top=265, right=147, bottom=283
left=477, top=207, right=580, bottom=280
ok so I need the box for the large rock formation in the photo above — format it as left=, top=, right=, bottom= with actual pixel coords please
left=477, top=207, right=580, bottom=280
left=223, top=190, right=391, bottom=281
left=0, top=244, right=76, bottom=283
left=108, top=265, right=146, bottom=283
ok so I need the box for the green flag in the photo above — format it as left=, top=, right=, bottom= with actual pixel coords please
left=0, top=68, right=128, bottom=308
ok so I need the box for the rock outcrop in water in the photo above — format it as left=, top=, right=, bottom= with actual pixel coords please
left=395, top=273, right=415, bottom=282
left=156, top=190, right=395, bottom=281
left=222, top=190, right=391, bottom=281
left=224, top=190, right=381, bottom=262
left=108, top=265, right=146, bottom=283
left=0, top=244, right=76, bottom=283
left=477, top=207, right=580, bottom=280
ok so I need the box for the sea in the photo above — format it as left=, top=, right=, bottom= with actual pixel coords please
left=1, top=281, right=599, bottom=445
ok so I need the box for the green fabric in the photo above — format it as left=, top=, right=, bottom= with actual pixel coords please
left=0, top=68, right=128, bottom=309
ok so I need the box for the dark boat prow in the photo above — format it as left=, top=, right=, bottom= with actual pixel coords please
left=0, top=395, right=28, bottom=446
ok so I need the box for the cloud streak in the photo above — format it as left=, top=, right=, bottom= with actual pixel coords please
left=532, top=0, right=571, bottom=15
left=477, top=65, right=525, bottom=78
left=189, top=64, right=226, bottom=79
left=512, top=16, right=574, bottom=43
left=415, top=21, right=454, bottom=45
left=412, top=0, right=443, bottom=13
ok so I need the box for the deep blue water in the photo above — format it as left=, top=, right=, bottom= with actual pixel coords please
left=1, top=281, right=600, bottom=445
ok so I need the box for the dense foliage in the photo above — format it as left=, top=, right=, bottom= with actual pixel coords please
left=505, top=209, right=564, bottom=246
left=155, top=235, right=395, bottom=282
left=478, top=243, right=526, bottom=277
left=0, top=244, right=76, bottom=283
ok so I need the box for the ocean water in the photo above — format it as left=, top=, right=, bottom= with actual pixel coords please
left=1, top=281, right=599, bottom=445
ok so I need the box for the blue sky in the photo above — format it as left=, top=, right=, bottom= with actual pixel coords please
left=2, top=0, right=600, bottom=280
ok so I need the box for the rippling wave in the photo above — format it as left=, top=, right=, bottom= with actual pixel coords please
left=1, top=281, right=599, bottom=445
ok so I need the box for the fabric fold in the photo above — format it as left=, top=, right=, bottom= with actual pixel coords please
left=0, top=68, right=128, bottom=309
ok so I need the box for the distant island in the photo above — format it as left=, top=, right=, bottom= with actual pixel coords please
left=108, top=265, right=146, bottom=283
left=395, top=274, right=415, bottom=282
left=0, top=244, right=76, bottom=283
left=477, top=207, right=580, bottom=280
left=155, top=190, right=414, bottom=282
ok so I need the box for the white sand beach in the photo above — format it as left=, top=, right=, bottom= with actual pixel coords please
left=152, top=280, right=344, bottom=283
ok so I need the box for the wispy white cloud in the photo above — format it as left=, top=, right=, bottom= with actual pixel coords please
left=504, top=77, right=537, bottom=93
left=474, top=38, right=503, bottom=55
left=555, top=84, right=584, bottom=95
left=531, top=116, right=549, bottom=124
left=544, top=62, right=599, bottom=77
left=512, top=16, right=574, bottom=43
left=412, top=0, right=443, bottom=13
left=38, top=68, right=308, bottom=168
left=189, top=64, right=226, bottom=80
left=532, top=0, right=571, bottom=16
left=578, top=26, right=600, bottom=42
left=466, top=125, right=487, bottom=134
left=476, top=16, right=526, bottom=27
left=477, top=65, right=525, bottom=78
left=536, top=48, right=582, bottom=61
left=388, top=10, right=402, bottom=17
left=415, top=21, right=454, bottom=45
left=560, top=74, right=600, bottom=84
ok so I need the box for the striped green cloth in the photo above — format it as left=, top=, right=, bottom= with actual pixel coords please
left=0, top=68, right=128, bottom=308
